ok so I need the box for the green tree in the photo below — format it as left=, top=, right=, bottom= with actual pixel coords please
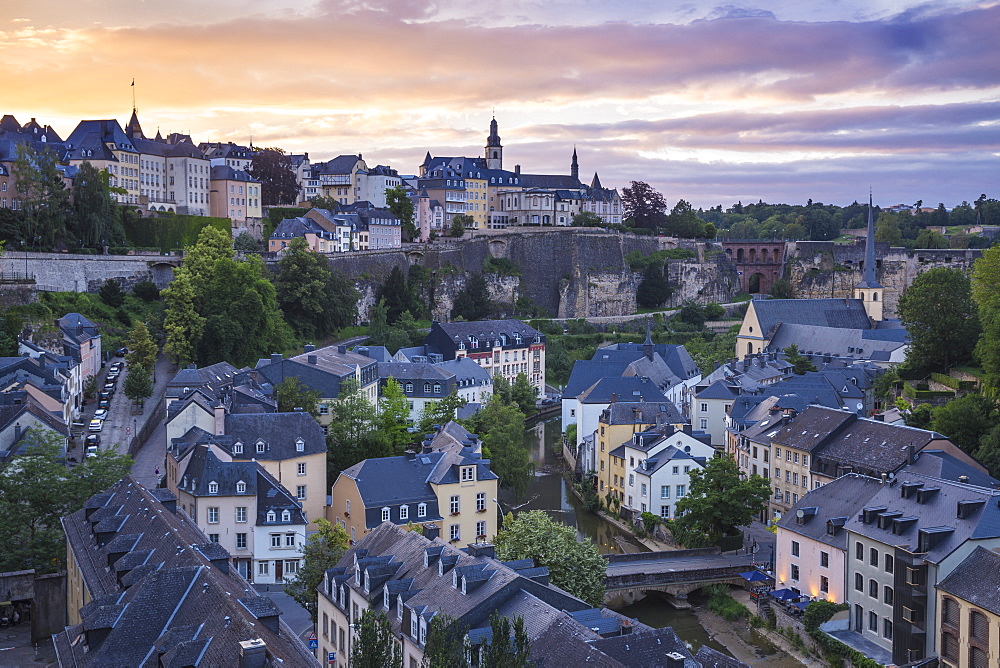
left=451, top=273, right=492, bottom=321
left=308, top=195, right=340, bottom=211
left=769, top=277, right=793, bottom=299
left=385, top=185, right=416, bottom=241
left=622, top=181, right=667, bottom=230
left=897, top=268, right=979, bottom=375
left=162, top=272, right=205, bottom=365
left=931, top=394, right=1000, bottom=454
left=233, top=231, right=260, bottom=252
left=376, top=378, right=414, bottom=451
left=275, top=236, right=359, bottom=339
left=350, top=608, right=403, bottom=668
left=664, top=199, right=704, bottom=238
left=248, top=147, right=299, bottom=206
left=376, top=265, right=422, bottom=324
left=494, top=510, right=606, bottom=607
left=678, top=300, right=706, bottom=328
left=123, top=364, right=153, bottom=403
left=450, top=214, right=472, bottom=237
left=132, top=280, right=160, bottom=301
left=72, top=161, right=123, bottom=247
left=674, top=454, right=770, bottom=544
left=974, top=425, right=1000, bottom=479
left=99, top=278, right=125, bottom=307
left=483, top=613, right=531, bottom=668
left=465, top=394, right=531, bottom=498
left=326, top=379, right=384, bottom=480
left=285, top=518, right=349, bottom=620
left=915, top=228, right=949, bottom=249
left=703, top=222, right=717, bottom=239
left=510, top=373, right=538, bottom=416
left=125, top=321, right=158, bottom=373
left=875, top=212, right=903, bottom=246
left=571, top=211, right=603, bottom=227
left=784, top=343, right=817, bottom=375
left=12, top=143, right=70, bottom=247
left=636, top=263, right=671, bottom=308
left=416, top=391, right=468, bottom=434
left=422, top=614, right=468, bottom=668
left=274, top=376, right=321, bottom=417
left=972, top=246, right=1000, bottom=393
left=366, top=299, right=411, bottom=352
left=0, top=435, right=132, bottom=573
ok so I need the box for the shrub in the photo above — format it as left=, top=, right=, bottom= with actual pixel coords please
left=132, top=280, right=160, bottom=301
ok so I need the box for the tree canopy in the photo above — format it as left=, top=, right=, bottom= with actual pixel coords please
left=622, top=181, right=667, bottom=230
left=494, top=510, right=606, bottom=607
left=285, top=518, right=349, bottom=620
left=674, top=454, right=770, bottom=545
left=897, top=268, right=980, bottom=376
left=248, top=147, right=299, bottom=206
left=636, top=262, right=671, bottom=308
left=972, top=246, right=1000, bottom=393
left=350, top=608, right=403, bottom=668
left=464, top=389, right=532, bottom=498
left=385, top=186, right=416, bottom=240
left=274, top=376, right=321, bottom=417
left=452, top=273, right=493, bottom=321
left=274, top=236, right=359, bottom=339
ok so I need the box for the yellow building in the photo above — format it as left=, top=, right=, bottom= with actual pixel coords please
left=327, top=422, right=498, bottom=545
left=937, top=547, right=1000, bottom=668
left=595, top=402, right=677, bottom=501
left=209, top=164, right=262, bottom=233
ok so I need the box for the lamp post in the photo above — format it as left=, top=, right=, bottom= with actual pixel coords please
left=493, top=498, right=505, bottom=531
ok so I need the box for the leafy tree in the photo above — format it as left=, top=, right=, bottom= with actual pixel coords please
left=376, top=378, right=414, bottom=451
left=385, top=186, right=416, bottom=241
left=416, top=391, right=468, bottom=434
left=285, top=518, right=349, bottom=620
left=450, top=214, right=472, bottom=237
left=125, top=321, right=158, bottom=373
left=622, top=181, right=667, bottom=230
left=275, top=236, right=359, bottom=339
left=274, top=376, right=320, bottom=417
left=769, top=277, right=793, bottom=299
left=350, top=608, right=403, bottom=668
left=452, top=273, right=492, bottom=321
left=784, top=343, right=817, bottom=375
left=366, top=299, right=411, bottom=352
left=483, top=613, right=531, bottom=668
left=931, top=394, right=1000, bottom=454
left=571, top=211, right=603, bottom=227
left=162, top=272, right=205, bottom=365
left=99, top=278, right=125, bottom=307
left=233, top=231, right=260, bottom=252
left=636, top=263, right=671, bottom=308
left=511, top=372, right=538, bottom=416
left=12, top=143, right=70, bottom=247
left=308, top=195, right=340, bottom=211
left=664, top=199, right=704, bottom=238
left=972, top=246, right=1000, bottom=392
left=494, top=510, right=606, bottom=607
left=678, top=300, right=706, bottom=328
left=465, top=394, right=531, bottom=498
left=875, top=212, right=903, bottom=246
left=914, top=228, right=949, bottom=249
left=132, top=280, right=160, bottom=301
left=0, top=435, right=132, bottom=573
left=974, top=425, right=1000, bottom=479
left=422, top=614, right=468, bottom=668
left=376, top=265, right=422, bottom=323
left=703, top=302, right=726, bottom=321
left=703, top=222, right=717, bottom=239
left=72, top=161, right=123, bottom=247
left=123, top=364, right=153, bottom=403
left=905, top=403, right=935, bottom=429
left=326, top=379, right=392, bottom=481
left=674, top=454, right=770, bottom=544
left=897, top=268, right=979, bottom=375
left=248, top=147, right=299, bottom=206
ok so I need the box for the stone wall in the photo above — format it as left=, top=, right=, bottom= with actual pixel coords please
left=0, top=252, right=181, bottom=293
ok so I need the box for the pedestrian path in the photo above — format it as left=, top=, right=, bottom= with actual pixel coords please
left=128, top=354, right=176, bottom=489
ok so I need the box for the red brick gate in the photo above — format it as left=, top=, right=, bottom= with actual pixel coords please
left=721, top=241, right=787, bottom=294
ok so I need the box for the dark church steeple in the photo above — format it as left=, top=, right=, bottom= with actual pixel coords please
left=853, top=192, right=884, bottom=321
left=571, top=146, right=579, bottom=182
left=485, top=116, right=502, bottom=169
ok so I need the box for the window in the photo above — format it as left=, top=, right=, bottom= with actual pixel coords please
left=236, top=506, right=247, bottom=523
left=319, top=403, right=329, bottom=414
left=296, top=438, right=304, bottom=452
left=971, top=647, right=988, bottom=668
left=236, top=533, right=247, bottom=549
left=869, top=579, right=878, bottom=598
left=418, top=502, right=427, bottom=518
left=234, top=442, right=243, bottom=454
left=297, top=462, right=306, bottom=475
left=791, top=564, right=799, bottom=581
left=820, top=575, right=829, bottom=593
left=884, top=554, right=893, bottom=573
left=476, top=493, right=486, bottom=511
left=941, top=631, right=958, bottom=661
left=450, top=524, right=460, bottom=541
left=673, top=466, right=679, bottom=474
left=208, top=481, right=218, bottom=494
left=699, top=419, right=708, bottom=430
left=786, top=451, right=791, bottom=462
left=267, top=510, right=276, bottom=522
left=820, top=551, right=829, bottom=568
left=450, top=496, right=460, bottom=514
left=791, top=541, right=800, bottom=557
left=285, top=533, right=295, bottom=547
left=256, top=441, right=265, bottom=453
left=676, top=485, right=686, bottom=497
left=207, top=507, right=219, bottom=524
left=209, top=533, right=219, bottom=543
left=462, top=467, right=475, bottom=482
left=660, top=486, right=670, bottom=499
left=382, top=507, right=390, bottom=522
left=281, top=509, right=291, bottom=522
left=793, top=453, right=799, bottom=464
left=775, top=468, right=781, bottom=479
left=400, top=505, right=409, bottom=520
left=855, top=573, right=864, bottom=591
left=641, top=483, right=647, bottom=497
left=476, top=520, right=487, bottom=537
left=271, top=534, right=281, bottom=548
left=869, top=611, right=878, bottom=632
left=346, top=500, right=351, bottom=515
left=628, top=474, right=634, bottom=486
left=700, top=403, right=708, bottom=413
left=259, top=561, right=269, bottom=575
left=856, top=541, right=864, bottom=561
left=660, top=505, right=670, bottom=518
left=883, top=618, right=892, bottom=639
left=776, top=448, right=781, bottom=458
left=236, top=480, right=246, bottom=493
left=870, top=547, right=878, bottom=566
left=683, top=466, right=690, bottom=474
left=971, top=610, right=988, bottom=642
left=883, top=586, right=893, bottom=606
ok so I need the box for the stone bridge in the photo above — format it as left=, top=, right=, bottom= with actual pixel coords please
left=0, top=252, right=182, bottom=293
left=604, top=548, right=753, bottom=609
left=720, top=241, right=787, bottom=294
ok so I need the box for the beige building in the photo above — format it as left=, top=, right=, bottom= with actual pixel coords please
left=937, top=547, right=1000, bottom=668
left=595, top=402, right=681, bottom=502
left=327, top=422, right=498, bottom=546
left=209, top=164, right=262, bottom=234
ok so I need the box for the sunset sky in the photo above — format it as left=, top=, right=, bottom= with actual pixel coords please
left=3, top=0, right=998, bottom=209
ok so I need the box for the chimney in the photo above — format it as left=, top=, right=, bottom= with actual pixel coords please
left=611, top=393, right=617, bottom=403
left=238, top=639, right=267, bottom=668
left=958, top=475, right=970, bottom=484
left=467, top=542, right=495, bottom=559
left=13, top=423, right=21, bottom=440
left=214, top=404, right=225, bottom=435
left=308, top=355, right=318, bottom=365
left=514, top=164, right=521, bottom=175
left=907, top=445, right=917, bottom=464
left=304, top=344, right=316, bottom=353
left=423, top=523, right=440, bottom=541
left=405, top=449, right=416, bottom=460
left=338, top=345, right=347, bottom=354
left=270, top=353, right=282, bottom=364
left=664, top=652, right=686, bottom=668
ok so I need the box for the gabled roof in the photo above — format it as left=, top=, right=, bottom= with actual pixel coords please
left=776, top=473, right=884, bottom=549
left=751, top=298, right=873, bottom=338
left=900, top=449, right=998, bottom=489
left=599, top=401, right=683, bottom=426
left=224, top=412, right=325, bottom=460
left=210, top=165, right=258, bottom=182
left=938, top=547, right=1000, bottom=616
left=577, top=377, right=667, bottom=405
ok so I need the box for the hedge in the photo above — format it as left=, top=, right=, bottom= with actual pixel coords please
left=929, top=372, right=977, bottom=391
left=902, top=382, right=954, bottom=400
left=125, top=213, right=231, bottom=251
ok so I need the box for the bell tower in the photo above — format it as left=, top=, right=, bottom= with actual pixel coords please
left=853, top=193, right=884, bottom=321
left=485, top=116, right=502, bottom=170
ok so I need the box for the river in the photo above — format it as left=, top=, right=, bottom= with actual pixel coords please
left=502, top=417, right=801, bottom=665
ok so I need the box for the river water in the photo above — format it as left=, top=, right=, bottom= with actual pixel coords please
left=504, top=417, right=800, bottom=665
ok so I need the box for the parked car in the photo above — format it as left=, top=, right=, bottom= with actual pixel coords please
left=71, top=420, right=86, bottom=430
left=86, top=445, right=99, bottom=458
left=103, top=382, right=116, bottom=393
left=110, top=362, right=123, bottom=372
left=98, top=398, right=110, bottom=409
left=107, top=371, right=119, bottom=381
left=94, top=408, right=109, bottom=421
left=85, top=434, right=101, bottom=447
left=115, top=347, right=128, bottom=357
left=88, top=419, right=103, bottom=432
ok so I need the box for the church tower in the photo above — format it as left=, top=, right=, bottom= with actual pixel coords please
left=485, top=116, right=502, bottom=170
left=571, top=147, right=579, bottom=182
left=854, top=193, right=884, bottom=321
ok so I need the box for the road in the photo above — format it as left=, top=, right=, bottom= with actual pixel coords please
left=605, top=552, right=754, bottom=577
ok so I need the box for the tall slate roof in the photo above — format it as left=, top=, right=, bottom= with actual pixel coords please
left=578, top=377, right=668, bottom=405
left=751, top=298, right=873, bottom=338
left=776, top=474, right=884, bottom=549
left=937, top=547, right=1000, bottom=616
left=600, top=401, right=684, bottom=426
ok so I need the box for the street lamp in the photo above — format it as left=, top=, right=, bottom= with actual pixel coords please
left=493, top=498, right=505, bottom=529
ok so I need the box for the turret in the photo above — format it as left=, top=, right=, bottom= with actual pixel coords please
left=485, top=117, right=502, bottom=170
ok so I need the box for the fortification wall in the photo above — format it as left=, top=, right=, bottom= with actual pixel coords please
left=0, top=252, right=180, bottom=292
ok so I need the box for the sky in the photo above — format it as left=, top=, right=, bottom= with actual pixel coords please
left=2, top=0, right=998, bottom=209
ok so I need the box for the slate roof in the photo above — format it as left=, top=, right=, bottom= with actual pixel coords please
left=311, top=154, right=363, bottom=175
left=518, top=173, right=582, bottom=189
left=606, top=343, right=701, bottom=380
left=58, top=313, right=100, bottom=344
left=578, top=377, right=668, bottom=405
left=564, top=359, right=635, bottom=398
left=425, top=320, right=544, bottom=358
left=776, top=474, right=884, bottom=549
left=751, top=298, right=873, bottom=338
left=53, top=476, right=314, bottom=666
left=845, top=472, right=1000, bottom=564
left=210, top=165, right=257, bottom=183
left=224, top=412, right=326, bottom=460
left=166, top=361, right=242, bottom=399
left=255, top=344, right=377, bottom=398
left=695, top=645, right=751, bottom=668
left=900, top=449, right=1000, bottom=489
left=600, top=401, right=684, bottom=426
left=766, top=323, right=906, bottom=361
left=937, top=547, right=1000, bottom=616
left=436, top=357, right=493, bottom=387
left=696, top=380, right=739, bottom=401
left=592, top=627, right=703, bottom=667
left=270, top=216, right=332, bottom=240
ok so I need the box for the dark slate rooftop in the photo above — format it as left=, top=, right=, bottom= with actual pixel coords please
left=776, top=474, right=884, bottom=549
left=600, top=401, right=684, bottom=426
left=564, top=359, right=635, bottom=398
left=578, top=377, right=668, bottom=405
left=751, top=298, right=873, bottom=338
left=937, top=546, right=1000, bottom=616
left=900, top=449, right=999, bottom=489
left=695, top=645, right=751, bottom=668
left=766, top=323, right=906, bottom=361
left=591, top=626, right=702, bottom=667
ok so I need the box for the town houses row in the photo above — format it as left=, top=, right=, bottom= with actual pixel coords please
left=0, top=112, right=622, bottom=244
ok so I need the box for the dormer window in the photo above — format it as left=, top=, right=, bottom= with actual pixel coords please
left=382, top=507, right=391, bottom=522
left=236, top=480, right=246, bottom=493
left=397, top=595, right=404, bottom=620
left=208, top=481, right=218, bottom=494
left=410, top=610, right=418, bottom=638
left=461, top=466, right=475, bottom=482
left=182, top=476, right=188, bottom=488
left=296, top=438, right=304, bottom=452
left=267, top=510, right=276, bottom=522
left=400, top=505, right=409, bottom=520
left=234, top=441, right=243, bottom=454
left=470, top=337, right=478, bottom=349
left=424, top=382, right=431, bottom=393
left=256, top=440, right=265, bottom=453
left=282, top=510, right=291, bottom=522
left=417, top=503, right=427, bottom=518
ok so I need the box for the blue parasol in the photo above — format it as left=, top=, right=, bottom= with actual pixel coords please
left=740, top=570, right=770, bottom=582
left=770, top=588, right=799, bottom=601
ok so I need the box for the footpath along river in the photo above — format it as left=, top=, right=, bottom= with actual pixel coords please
left=499, top=417, right=802, bottom=665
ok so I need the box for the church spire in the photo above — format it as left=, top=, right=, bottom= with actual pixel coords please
left=854, top=191, right=884, bottom=321
left=485, top=115, right=502, bottom=169
left=571, top=146, right=579, bottom=182
left=643, top=319, right=654, bottom=360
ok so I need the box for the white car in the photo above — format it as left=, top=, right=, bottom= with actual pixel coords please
left=94, top=409, right=109, bottom=421
left=88, top=419, right=103, bottom=432
left=86, top=445, right=99, bottom=458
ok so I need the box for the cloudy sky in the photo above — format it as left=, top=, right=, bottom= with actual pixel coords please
left=3, top=0, right=998, bottom=208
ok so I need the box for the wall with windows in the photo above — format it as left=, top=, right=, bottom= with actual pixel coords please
left=253, top=520, right=306, bottom=586
left=845, top=532, right=900, bottom=656
left=775, top=527, right=845, bottom=603
left=432, top=468, right=498, bottom=546
left=937, top=591, right=999, bottom=668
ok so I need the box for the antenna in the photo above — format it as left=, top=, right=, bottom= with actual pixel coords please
left=131, top=78, right=136, bottom=113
